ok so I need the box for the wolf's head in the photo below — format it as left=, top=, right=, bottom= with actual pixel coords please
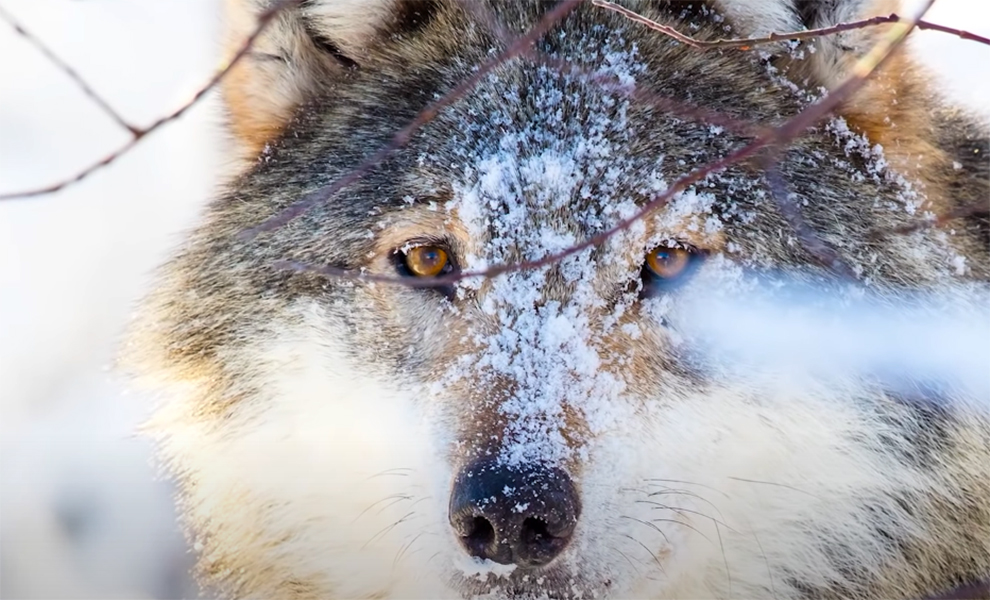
left=128, top=1, right=990, bottom=598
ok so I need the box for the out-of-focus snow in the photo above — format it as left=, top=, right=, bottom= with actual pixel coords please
left=0, top=1, right=986, bottom=598
left=1, top=1, right=222, bottom=598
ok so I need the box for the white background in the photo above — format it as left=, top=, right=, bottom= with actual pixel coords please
left=1, top=1, right=987, bottom=597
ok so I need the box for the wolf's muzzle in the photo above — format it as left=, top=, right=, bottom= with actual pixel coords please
left=448, top=458, right=580, bottom=568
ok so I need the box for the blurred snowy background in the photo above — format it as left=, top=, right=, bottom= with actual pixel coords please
left=0, top=1, right=987, bottom=598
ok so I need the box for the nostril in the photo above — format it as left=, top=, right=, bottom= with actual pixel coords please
left=517, top=516, right=569, bottom=567
left=464, top=515, right=495, bottom=549
left=520, top=517, right=550, bottom=545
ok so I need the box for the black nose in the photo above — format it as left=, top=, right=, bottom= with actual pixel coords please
left=448, top=458, right=580, bottom=568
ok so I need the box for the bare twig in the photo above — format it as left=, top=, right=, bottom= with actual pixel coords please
left=239, top=0, right=582, bottom=239
left=592, top=0, right=990, bottom=50
left=0, top=0, right=302, bottom=201
left=909, top=20, right=990, bottom=46
left=0, top=5, right=138, bottom=135
left=769, top=0, right=935, bottom=141
left=276, top=0, right=933, bottom=287
left=1, top=0, right=964, bottom=288
left=276, top=138, right=771, bottom=287
left=2, top=3, right=985, bottom=598
left=3, top=0, right=980, bottom=207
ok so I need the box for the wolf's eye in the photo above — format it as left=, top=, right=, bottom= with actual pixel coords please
left=641, top=245, right=702, bottom=297
left=403, top=245, right=451, bottom=278
left=646, top=246, right=693, bottom=279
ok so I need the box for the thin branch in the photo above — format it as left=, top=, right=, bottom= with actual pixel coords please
left=592, top=0, right=990, bottom=50
left=239, top=0, right=582, bottom=239
left=0, top=4, right=138, bottom=135
left=276, top=140, right=796, bottom=287
left=909, top=19, right=990, bottom=46
left=0, top=0, right=302, bottom=201
left=591, top=0, right=716, bottom=48
left=769, top=0, right=935, bottom=142
left=276, top=0, right=932, bottom=288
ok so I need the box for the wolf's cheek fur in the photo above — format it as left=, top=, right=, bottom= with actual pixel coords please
left=150, top=296, right=975, bottom=600
left=151, top=302, right=461, bottom=599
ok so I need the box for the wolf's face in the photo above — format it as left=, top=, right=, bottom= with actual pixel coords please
left=131, top=1, right=990, bottom=599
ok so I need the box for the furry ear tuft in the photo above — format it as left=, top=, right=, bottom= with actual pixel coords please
left=713, top=0, right=946, bottom=188
left=711, top=0, right=904, bottom=89
left=221, top=0, right=400, bottom=158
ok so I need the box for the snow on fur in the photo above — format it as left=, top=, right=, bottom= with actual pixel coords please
left=445, top=44, right=650, bottom=468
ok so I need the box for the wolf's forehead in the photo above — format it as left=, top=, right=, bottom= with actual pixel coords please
left=433, top=53, right=669, bottom=262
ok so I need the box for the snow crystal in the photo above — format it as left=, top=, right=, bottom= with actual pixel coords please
left=952, top=254, right=968, bottom=276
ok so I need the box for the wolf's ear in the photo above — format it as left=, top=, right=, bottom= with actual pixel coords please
left=711, top=0, right=905, bottom=89
left=222, top=0, right=439, bottom=158
left=713, top=0, right=938, bottom=174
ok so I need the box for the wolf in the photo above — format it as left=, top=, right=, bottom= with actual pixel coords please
left=125, top=0, right=990, bottom=598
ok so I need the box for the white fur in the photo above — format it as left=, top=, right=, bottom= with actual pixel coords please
left=711, top=0, right=803, bottom=38
left=150, top=301, right=457, bottom=598
left=149, top=296, right=953, bottom=598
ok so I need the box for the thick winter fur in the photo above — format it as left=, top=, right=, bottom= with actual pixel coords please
left=127, top=1, right=990, bottom=599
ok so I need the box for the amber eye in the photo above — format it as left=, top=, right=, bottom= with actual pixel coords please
left=403, top=245, right=451, bottom=278
left=646, top=246, right=693, bottom=279
left=641, top=245, right=701, bottom=297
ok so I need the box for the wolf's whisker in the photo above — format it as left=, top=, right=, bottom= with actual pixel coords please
left=715, top=521, right=732, bottom=597
left=620, top=514, right=671, bottom=545
left=610, top=545, right=643, bottom=576
left=636, top=501, right=737, bottom=534
left=393, top=532, right=425, bottom=569
left=649, top=517, right=714, bottom=546
left=352, top=494, right=413, bottom=523
left=751, top=527, right=778, bottom=600
left=645, top=478, right=731, bottom=498
left=726, top=477, right=818, bottom=498
left=619, top=533, right=667, bottom=576
left=363, top=511, right=416, bottom=550
left=644, top=487, right=727, bottom=520
left=367, top=468, right=415, bottom=479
